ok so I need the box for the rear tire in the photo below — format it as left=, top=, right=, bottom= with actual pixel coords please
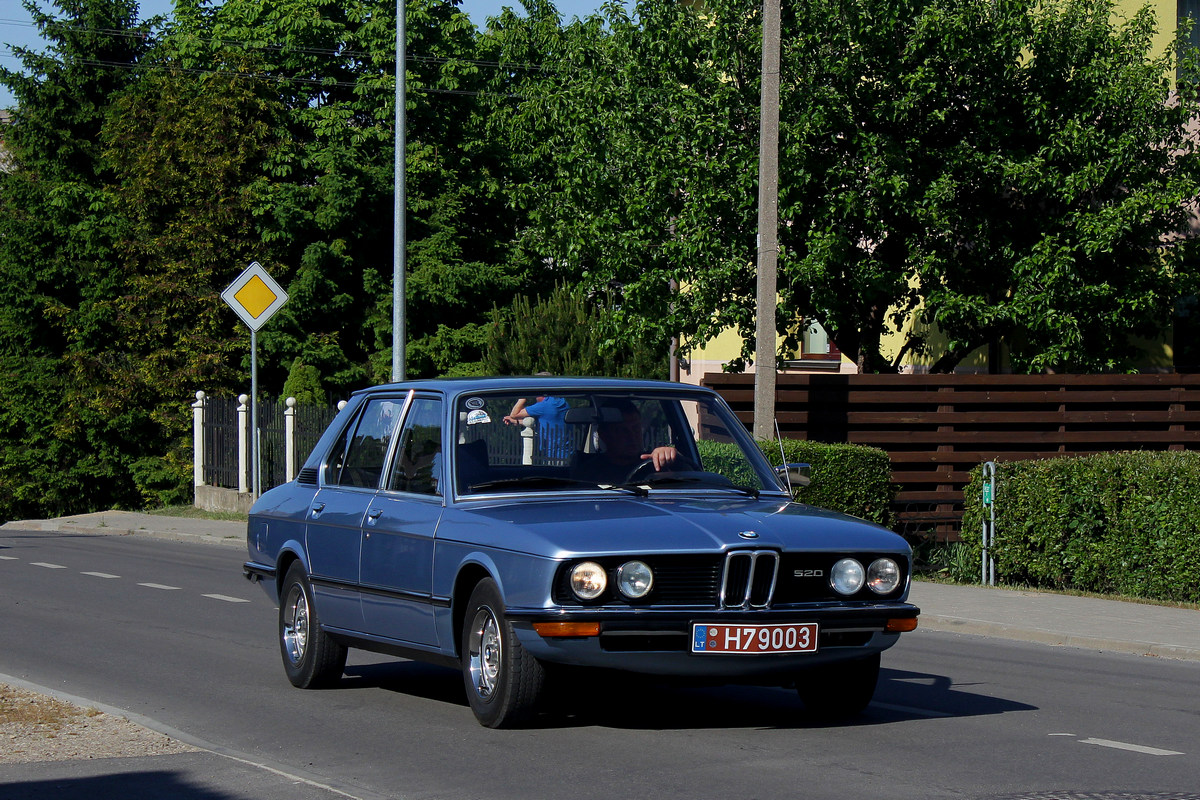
left=795, top=652, right=880, bottom=718
left=461, top=578, right=545, bottom=728
left=279, top=562, right=347, bottom=689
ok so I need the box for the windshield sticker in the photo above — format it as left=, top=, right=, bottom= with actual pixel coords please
left=465, top=397, right=485, bottom=410
left=467, top=409, right=491, bottom=425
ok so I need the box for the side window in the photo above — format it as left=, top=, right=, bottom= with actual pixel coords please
left=387, top=397, right=443, bottom=496
left=328, top=398, right=403, bottom=489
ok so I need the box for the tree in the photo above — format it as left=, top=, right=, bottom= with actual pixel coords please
left=170, top=0, right=539, bottom=390
left=483, top=283, right=667, bottom=377
left=0, top=0, right=154, bottom=520
left=0, top=0, right=547, bottom=520
left=484, top=0, right=760, bottom=367
left=779, top=0, right=1200, bottom=373
left=494, top=0, right=1200, bottom=374
left=97, top=54, right=288, bottom=505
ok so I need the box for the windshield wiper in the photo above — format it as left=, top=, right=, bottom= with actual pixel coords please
left=632, top=474, right=760, bottom=498
left=468, top=476, right=647, bottom=496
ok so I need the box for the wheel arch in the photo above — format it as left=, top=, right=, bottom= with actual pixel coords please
left=451, top=562, right=495, bottom=660
left=275, top=548, right=305, bottom=600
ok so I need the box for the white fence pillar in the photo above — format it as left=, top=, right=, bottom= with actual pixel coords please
left=237, top=393, right=250, bottom=494
left=520, top=417, right=535, bottom=465
left=192, top=391, right=206, bottom=488
left=285, top=396, right=297, bottom=483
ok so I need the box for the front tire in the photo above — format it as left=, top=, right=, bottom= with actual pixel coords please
left=795, top=652, right=880, bottom=718
left=461, top=578, right=545, bottom=728
left=279, top=562, right=347, bottom=689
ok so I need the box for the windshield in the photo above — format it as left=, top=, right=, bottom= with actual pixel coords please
left=453, top=389, right=784, bottom=497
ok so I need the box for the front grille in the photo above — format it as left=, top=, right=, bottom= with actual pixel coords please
left=719, top=550, right=779, bottom=609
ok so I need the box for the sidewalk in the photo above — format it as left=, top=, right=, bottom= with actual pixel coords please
left=7, top=509, right=1200, bottom=662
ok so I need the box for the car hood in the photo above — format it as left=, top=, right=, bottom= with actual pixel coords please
left=446, top=495, right=908, bottom=558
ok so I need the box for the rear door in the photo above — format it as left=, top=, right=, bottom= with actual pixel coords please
left=359, top=394, right=445, bottom=647
left=305, top=393, right=408, bottom=631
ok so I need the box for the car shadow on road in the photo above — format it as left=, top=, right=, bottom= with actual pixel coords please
left=0, top=753, right=348, bottom=800
left=337, top=660, right=1035, bottom=730
left=341, top=661, right=469, bottom=707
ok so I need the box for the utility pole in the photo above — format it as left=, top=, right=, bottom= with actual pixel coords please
left=392, top=0, right=407, bottom=383
left=753, top=0, right=781, bottom=440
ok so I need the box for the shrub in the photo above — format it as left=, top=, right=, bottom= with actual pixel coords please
left=961, top=452, right=1200, bottom=603
left=695, top=438, right=894, bottom=526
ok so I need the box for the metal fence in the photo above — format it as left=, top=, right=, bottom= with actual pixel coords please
left=202, top=397, right=240, bottom=489
left=197, top=395, right=339, bottom=493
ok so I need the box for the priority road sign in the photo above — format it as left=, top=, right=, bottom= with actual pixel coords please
left=221, top=261, right=288, bottom=332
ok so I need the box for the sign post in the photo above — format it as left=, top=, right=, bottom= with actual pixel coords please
left=221, top=262, right=288, bottom=498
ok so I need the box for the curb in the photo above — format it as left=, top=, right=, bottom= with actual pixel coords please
left=0, top=517, right=244, bottom=548
left=918, top=614, right=1200, bottom=661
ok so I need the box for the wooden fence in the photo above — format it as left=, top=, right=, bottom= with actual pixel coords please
left=703, top=373, right=1200, bottom=539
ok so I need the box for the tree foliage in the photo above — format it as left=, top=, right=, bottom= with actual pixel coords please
left=0, top=0, right=540, bottom=520
left=2, top=0, right=1199, bottom=522
left=483, top=284, right=667, bottom=378
left=496, top=0, right=1200, bottom=374
left=0, top=0, right=154, bottom=518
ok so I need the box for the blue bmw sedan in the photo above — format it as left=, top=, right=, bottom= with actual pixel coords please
left=243, top=377, right=919, bottom=727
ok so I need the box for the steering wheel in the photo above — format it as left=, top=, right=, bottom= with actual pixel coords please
left=623, top=454, right=697, bottom=484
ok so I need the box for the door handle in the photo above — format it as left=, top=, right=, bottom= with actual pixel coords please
left=310, top=502, right=326, bottom=517
left=367, top=508, right=383, bottom=524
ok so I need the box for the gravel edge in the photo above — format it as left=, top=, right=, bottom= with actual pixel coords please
left=0, top=683, right=199, bottom=764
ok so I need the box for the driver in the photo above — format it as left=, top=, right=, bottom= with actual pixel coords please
left=572, top=400, right=678, bottom=484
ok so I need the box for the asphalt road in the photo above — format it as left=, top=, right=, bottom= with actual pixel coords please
left=2, top=529, right=1199, bottom=800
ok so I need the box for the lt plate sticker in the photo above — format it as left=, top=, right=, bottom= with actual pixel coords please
left=466, top=409, right=491, bottom=425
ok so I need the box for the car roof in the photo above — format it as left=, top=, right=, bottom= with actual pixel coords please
left=350, top=376, right=717, bottom=399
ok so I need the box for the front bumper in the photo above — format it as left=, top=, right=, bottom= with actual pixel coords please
left=506, top=602, right=919, bottom=677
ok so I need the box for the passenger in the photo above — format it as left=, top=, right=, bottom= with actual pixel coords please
left=504, top=394, right=570, bottom=459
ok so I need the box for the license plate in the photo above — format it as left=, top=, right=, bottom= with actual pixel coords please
left=691, top=622, right=818, bottom=654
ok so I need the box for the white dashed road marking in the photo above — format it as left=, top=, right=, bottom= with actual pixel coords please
left=1078, top=738, right=1184, bottom=756
left=203, top=594, right=250, bottom=603
left=4, top=548, right=255, bottom=605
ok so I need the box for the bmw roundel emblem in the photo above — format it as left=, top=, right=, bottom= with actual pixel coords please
left=738, top=530, right=759, bottom=539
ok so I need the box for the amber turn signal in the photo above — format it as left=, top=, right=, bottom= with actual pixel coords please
left=533, top=622, right=602, bottom=638
left=885, top=617, right=918, bottom=633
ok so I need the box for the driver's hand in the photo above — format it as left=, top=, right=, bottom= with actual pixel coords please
left=641, top=446, right=677, bottom=472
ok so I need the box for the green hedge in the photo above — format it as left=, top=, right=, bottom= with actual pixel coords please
left=961, top=452, right=1200, bottom=603
left=695, top=438, right=894, bottom=526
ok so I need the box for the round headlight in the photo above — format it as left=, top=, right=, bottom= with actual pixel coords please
left=867, top=558, right=901, bottom=594
left=616, top=560, right=654, bottom=599
left=830, top=558, right=865, bottom=595
left=570, top=561, right=608, bottom=600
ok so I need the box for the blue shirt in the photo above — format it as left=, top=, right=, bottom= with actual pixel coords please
left=525, top=397, right=570, bottom=459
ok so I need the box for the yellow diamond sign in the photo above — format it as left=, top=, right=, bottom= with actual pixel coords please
left=222, top=262, right=288, bottom=332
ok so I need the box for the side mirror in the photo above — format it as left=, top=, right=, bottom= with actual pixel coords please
left=775, top=462, right=811, bottom=489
